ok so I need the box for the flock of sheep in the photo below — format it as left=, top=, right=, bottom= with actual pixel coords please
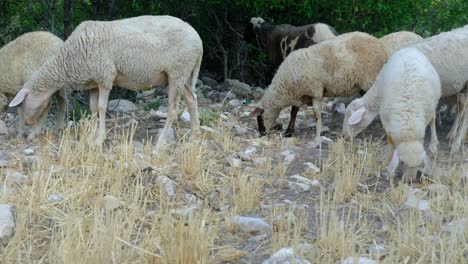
left=0, top=15, right=467, bottom=182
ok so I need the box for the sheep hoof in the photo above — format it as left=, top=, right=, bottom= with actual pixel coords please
left=283, top=129, right=294, bottom=138
left=428, top=142, right=439, bottom=155
left=272, top=123, right=283, bottom=131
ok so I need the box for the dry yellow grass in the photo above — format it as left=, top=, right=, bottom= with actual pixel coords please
left=0, top=117, right=466, bottom=263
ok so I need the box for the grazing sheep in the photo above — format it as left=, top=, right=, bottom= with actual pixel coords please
left=343, top=25, right=468, bottom=152
left=244, top=17, right=338, bottom=136
left=250, top=32, right=390, bottom=147
left=375, top=47, right=441, bottom=182
left=0, top=31, right=66, bottom=140
left=9, top=16, right=203, bottom=153
left=379, top=31, right=423, bottom=53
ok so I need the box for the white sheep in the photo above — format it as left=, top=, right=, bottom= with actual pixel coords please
left=0, top=31, right=66, bottom=139
left=379, top=31, right=423, bottom=53
left=343, top=25, right=468, bottom=152
left=375, top=47, right=441, bottom=181
left=250, top=32, right=390, bottom=147
left=9, top=16, right=203, bottom=153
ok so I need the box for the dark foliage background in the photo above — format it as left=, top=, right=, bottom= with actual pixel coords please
left=1, top=0, right=466, bottom=87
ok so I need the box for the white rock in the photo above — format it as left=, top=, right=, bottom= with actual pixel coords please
left=180, top=110, right=191, bottom=123
left=262, top=248, right=310, bottom=264
left=48, top=194, right=65, bottom=203
left=149, top=109, right=167, bottom=118
left=290, top=175, right=319, bottom=187
left=253, top=157, right=269, bottom=166
left=303, top=162, right=321, bottom=173
left=226, top=156, right=242, bottom=168
left=0, top=204, right=15, bottom=245
left=155, top=176, right=176, bottom=197
left=230, top=216, right=270, bottom=235
left=108, top=99, right=137, bottom=114
left=335, top=102, right=346, bottom=114
left=170, top=204, right=199, bottom=219
left=284, top=153, right=297, bottom=166
left=405, top=195, right=430, bottom=211
left=341, top=257, right=376, bottom=264
left=200, top=126, right=220, bottom=135
left=23, top=148, right=35, bottom=155
left=287, top=181, right=311, bottom=192
left=427, top=184, right=448, bottom=193
left=443, top=218, right=467, bottom=233
left=228, top=99, right=241, bottom=107
left=233, top=125, right=248, bottom=134
left=103, top=195, right=122, bottom=211
left=239, top=146, right=257, bottom=161
left=4, top=170, right=28, bottom=185
left=0, top=160, right=7, bottom=168
left=368, top=245, right=387, bottom=257
left=0, top=120, right=8, bottom=135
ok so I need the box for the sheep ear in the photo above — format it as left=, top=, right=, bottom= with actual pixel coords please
left=9, top=88, right=29, bottom=107
left=348, top=107, right=366, bottom=125
left=249, top=108, right=264, bottom=117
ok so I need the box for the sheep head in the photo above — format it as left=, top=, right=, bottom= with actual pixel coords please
left=244, top=17, right=265, bottom=44
left=342, top=99, right=377, bottom=138
left=9, top=86, right=51, bottom=126
left=249, top=106, right=282, bottom=136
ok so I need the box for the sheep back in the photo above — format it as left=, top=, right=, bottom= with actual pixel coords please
left=410, top=25, right=468, bottom=97
left=263, top=32, right=390, bottom=109
left=379, top=31, right=423, bottom=53
left=42, top=15, right=203, bottom=93
left=0, top=31, right=62, bottom=98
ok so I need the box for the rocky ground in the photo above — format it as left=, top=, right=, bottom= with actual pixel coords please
left=0, top=76, right=466, bottom=263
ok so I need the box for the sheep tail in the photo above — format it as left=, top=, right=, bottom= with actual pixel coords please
left=187, top=51, right=203, bottom=93
left=397, top=141, right=425, bottom=167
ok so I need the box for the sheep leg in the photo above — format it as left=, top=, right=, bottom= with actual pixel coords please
left=386, top=149, right=399, bottom=178
left=16, top=105, right=25, bottom=139
left=428, top=112, right=439, bottom=155
left=89, top=88, right=99, bottom=116
left=95, top=84, right=111, bottom=146
left=402, top=166, right=417, bottom=183
left=450, top=90, right=467, bottom=153
left=55, top=89, right=68, bottom=132
left=382, top=134, right=395, bottom=168
left=182, top=84, right=200, bottom=136
left=28, top=101, right=52, bottom=141
left=284, top=106, right=299, bottom=137
left=310, top=98, right=322, bottom=147
left=154, top=82, right=179, bottom=154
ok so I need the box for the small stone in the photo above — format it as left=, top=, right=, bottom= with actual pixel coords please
left=201, top=76, right=217, bottom=87
left=108, top=99, right=137, bottom=114
left=282, top=137, right=298, bottom=149
left=0, top=204, right=15, bottom=245
left=228, top=99, right=241, bottom=108
left=443, top=218, right=467, bottom=233
left=253, top=157, right=269, bottom=166
left=224, top=79, right=251, bottom=98
left=103, top=195, right=122, bottom=211
left=170, top=204, right=199, bottom=220
left=341, top=257, right=376, bottom=264
left=262, top=248, right=310, bottom=264
left=287, top=181, right=311, bottom=192
left=247, top=233, right=269, bottom=242
left=427, top=184, right=448, bottom=194
left=405, top=195, right=430, bottom=211
left=368, top=245, right=387, bottom=257
left=226, top=156, right=242, bottom=168
left=303, top=162, right=321, bottom=173
left=180, top=110, right=191, bottom=123
left=4, top=170, right=28, bottom=185
left=290, top=175, right=320, bottom=187
left=229, top=216, right=270, bottom=235
left=0, top=160, right=7, bottom=168
left=149, top=109, right=167, bottom=118
left=335, top=102, right=346, bottom=114
left=233, top=125, right=248, bottom=135
left=23, top=148, right=35, bottom=155
left=283, top=153, right=297, bottom=166
left=0, top=120, right=8, bottom=135
left=253, top=87, right=265, bottom=100
left=48, top=194, right=65, bottom=203
left=155, top=176, right=176, bottom=197
left=239, top=146, right=257, bottom=161
left=200, top=126, right=220, bottom=135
